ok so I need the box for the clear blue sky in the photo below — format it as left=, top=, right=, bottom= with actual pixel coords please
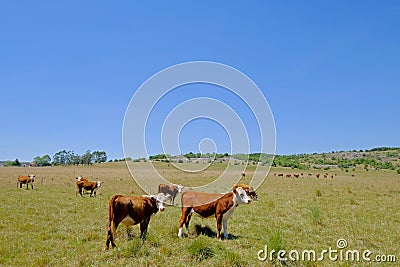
left=1, top=1, right=399, bottom=161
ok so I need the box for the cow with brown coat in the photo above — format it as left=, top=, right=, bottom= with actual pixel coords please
left=178, top=186, right=251, bottom=240
left=76, top=180, right=102, bottom=197
left=104, top=193, right=168, bottom=249
left=17, top=175, right=35, bottom=190
left=158, top=184, right=184, bottom=205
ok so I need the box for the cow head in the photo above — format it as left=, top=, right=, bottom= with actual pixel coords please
left=151, top=193, right=168, bottom=211
left=96, top=181, right=103, bottom=187
left=233, top=187, right=251, bottom=204
left=76, top=176, right=83, bottom=181
left=174, top=184, right=184, bottom=193
left=28, top=174, right=35, bottom=181
left=232, top=183, right=258, bottom=201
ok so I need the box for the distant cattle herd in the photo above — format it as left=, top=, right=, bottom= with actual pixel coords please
left=16, top=172, right=259, bottom=249
left=274, top=172, right=340, bottom=179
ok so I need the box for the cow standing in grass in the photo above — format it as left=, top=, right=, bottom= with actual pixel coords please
left=178, top=186, right=251, bottom=240
left=158, top=184, right=184, bottom=205
left=104, top=193, right=168, bottom=249
left=76, top=180, right=102, bottom=197
left=17, top=175, right=35, bottom=190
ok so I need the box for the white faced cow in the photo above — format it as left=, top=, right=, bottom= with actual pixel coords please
left=104, top=193, right=168, bottom=250
left=178, top=186, right=251, bottom=240
left=76, top=181, right=102, bottom=197
left=17, top=175, right=35, bottom=190
left=158, top=183, right=184, bottom=205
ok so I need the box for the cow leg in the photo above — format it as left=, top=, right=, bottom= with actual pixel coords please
left=222, top=218, right=229, bottom=239
left=185, top=213, right=192, bottom=235
left=31, top=183, right=33, bottom=190
left=79, top=188, right=84, bottom=197
left=178, top=207, right=192, bottom=237
left=19, top=183, right=22, bottom=189
left=140, top=217, right=150, bottom=240
left=215, top=214, right=223, bottom=240
left=26, top=183, right=29, bottom=190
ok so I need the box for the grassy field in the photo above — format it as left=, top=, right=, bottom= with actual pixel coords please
left=1, top=162, right=399, bottom=266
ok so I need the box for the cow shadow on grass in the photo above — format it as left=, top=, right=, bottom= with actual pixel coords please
left=194, top=224, right=239, bottom=240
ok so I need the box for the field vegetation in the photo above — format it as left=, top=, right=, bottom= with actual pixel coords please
left=1, top=155, right=399, bottom=266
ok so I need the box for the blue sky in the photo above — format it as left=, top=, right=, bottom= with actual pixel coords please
left=1, top=1, right=399, bottom=161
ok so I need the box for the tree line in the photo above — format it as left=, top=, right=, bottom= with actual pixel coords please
left=33, top=150, right=107, bottom=166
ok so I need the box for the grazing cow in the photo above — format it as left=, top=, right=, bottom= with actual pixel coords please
left=104, top=193, right=168, bottom=249
left=316, top=174, right=320, bottom=178
left=294, top=174, right=300, bottom=178
left=178, top=186, right=251, bottom=240
left=232, top=183, right=258, bottom=200
left=157, top=184, right=184, bottom=205
left=324, top=175, right=328, bottom=178
left=76, top=181, right=102, bottom=197
left=17, top=175, right=35, bottom=189
left=286, top=174, right=292, bottom=178
left=308, top=174, right=312, bottom=176
left=331, top=175, right=334, bottom=179
left=278, top=173, right=284, bottom=177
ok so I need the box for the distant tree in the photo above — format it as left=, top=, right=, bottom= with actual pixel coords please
left=184, top=152, right=195, bottom=159
left=71, top=153, right=81, bottom=166
left=33, top=155, right=51, bottom=166
left=81, top=150, right=93, bottom=165
left=4, top=159, right=21, bottom=167
left=53, top=150, right=68, bottom=165
left=15, top=158, right=21, bottom=166
left=92, top=151, right=107, bottom=163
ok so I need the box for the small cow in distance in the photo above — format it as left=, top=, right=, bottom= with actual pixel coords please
left=178, top=186, right=251, bottom=240
left=76, top=180, right=102, bottom=197
left=105, top=193, right=168, bottom=250
left=158, top=184, right=184, bottom=205
left=17, top=175, right=35, bottom=189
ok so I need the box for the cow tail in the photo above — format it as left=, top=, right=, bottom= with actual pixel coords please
left=108, top=195, right=119, bottom=228
left=105, top=195, right=119, bottom=249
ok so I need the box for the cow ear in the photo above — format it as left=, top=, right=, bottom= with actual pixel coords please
left=232, top=184, right=238, bottom=193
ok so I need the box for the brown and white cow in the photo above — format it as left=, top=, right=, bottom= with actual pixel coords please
left=158, top=183, right=184, bottom=205
left=232, top=183, right=258, bottom=200
left=76, top=181, right=102, bottom=197
left=104, top=193, right=168, bottom=250
left=178, top=186, right=251, bottom=240
left=17, top=174, right=35, bottom=189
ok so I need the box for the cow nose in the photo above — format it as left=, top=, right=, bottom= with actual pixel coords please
left=159, top=207, right=165, bottom=211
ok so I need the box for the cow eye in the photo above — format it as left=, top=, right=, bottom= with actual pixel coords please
left=240, top=193, right=244, bottom=198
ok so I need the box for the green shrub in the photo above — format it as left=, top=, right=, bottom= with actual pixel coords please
left=309, top=206, right=322, bottom=225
